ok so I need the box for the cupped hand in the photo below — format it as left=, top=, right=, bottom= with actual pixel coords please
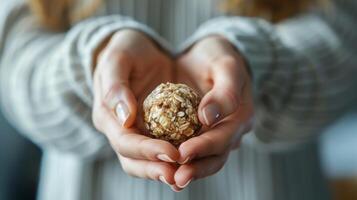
left=92, top=29, right=179, bottom=186
left=173, top=35, right=254, bottom=191
left=92, top=31, right=254, bottom=191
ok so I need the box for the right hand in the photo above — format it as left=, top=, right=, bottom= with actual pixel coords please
left=92, top=29, right=178, bottom=186
left=173, top=36, right=254, bottom=190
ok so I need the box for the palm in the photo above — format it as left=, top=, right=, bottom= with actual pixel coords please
left=130, top=60, right=174, bottom=133
left=174, top=40, right=254, bottom=150
left=93, top=31, right=254, bottom=187
left=175, top=54, right=212, bottom=97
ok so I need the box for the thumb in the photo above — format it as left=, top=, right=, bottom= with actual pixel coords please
left=198, top=58, right=243, bottom=127
left=105, top=83, right=137, bottom=128
left=99, top=52, right=137, bottom=128
left=198, top=86, right=239, bottom=127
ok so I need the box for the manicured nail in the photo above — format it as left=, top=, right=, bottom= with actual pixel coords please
left=202, top=103, right=220, bottom=126
left=115, top=101, right=129, bottom=127
left=177, top=179, right=192, bottom=189
left=170, top=185, right=182, bottom=192
left=159, top=176, right=170, bottom=186
left=178, top=156, right=191, bottom=165
left=157, top=154, right=175, bottom=163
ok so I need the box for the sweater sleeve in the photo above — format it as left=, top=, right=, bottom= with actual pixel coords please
left=180, top=0, right=357, bottom=144
left=0, top=1, right=171, bottom=159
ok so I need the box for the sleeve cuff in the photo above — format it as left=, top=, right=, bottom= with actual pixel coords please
left=64, top=16, right=173, bottom=107
left=179, top=16, right=279, bottom=96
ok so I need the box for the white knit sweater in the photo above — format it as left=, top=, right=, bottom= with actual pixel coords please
left=1, top=0, right=356, bottom=199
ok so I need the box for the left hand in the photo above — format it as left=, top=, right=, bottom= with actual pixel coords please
left=92, top=30, right=179, bottom=186
left=173, top=35, right=254, bottom=191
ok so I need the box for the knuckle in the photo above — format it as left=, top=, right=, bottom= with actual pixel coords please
left=138, top=138, right=152, bottom=159
left=218, top=86, right=240, bottom=110
left=179, top=140, right=196, bottom=155
left=223, top=87, right=239, bottom=103
left=99, top=99, right=108, bottom=110
left=100, top=93, right=118, bottom=113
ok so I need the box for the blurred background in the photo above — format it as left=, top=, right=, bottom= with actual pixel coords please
left=320, top=112, right=357, bottom=200
left=0, top=110, right=356, bottom=200
left=0, top=111, right=41, bottom=200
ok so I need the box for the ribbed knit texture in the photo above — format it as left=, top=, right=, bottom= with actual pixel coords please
left=1, top=0, right=356, bottom=199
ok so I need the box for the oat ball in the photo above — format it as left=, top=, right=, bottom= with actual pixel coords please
left=143, top=83, right=202, bottom=146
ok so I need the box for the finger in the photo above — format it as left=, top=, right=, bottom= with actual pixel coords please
left=93, top=100, right=180, bottom=162
left=114, top=129, right=180, bottom=162
left=174, top=152, right=229, bottom=189
left=97, top=49, right=137, bottom=127
left=170, top=185, right=183, bottom=192
left=118, top=155, right=177, bottom=186
left=198, top=56, right=246, bottom=127
left=178, top=113, right=244, bottom=163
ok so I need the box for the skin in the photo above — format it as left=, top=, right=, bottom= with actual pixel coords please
left=173, top=36, right=254, bottom=190
left=92, top=29, right=254, bottom=191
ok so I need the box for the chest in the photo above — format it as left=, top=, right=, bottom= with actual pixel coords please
left=96, top=0, right=224, bottom=44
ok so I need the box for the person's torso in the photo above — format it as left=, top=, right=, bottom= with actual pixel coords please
left=92, top=0, right=223, bottom=46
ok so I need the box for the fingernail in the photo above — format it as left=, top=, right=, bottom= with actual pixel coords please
left=170, top=185, right=182, bottom=192
left=159, top=176, right=171, bottom=186
left=202, top=103, right=221, bottom=126
left=177, top=179, right=192, bottom=189
left=116, top=101, right=129, bottom=127
left=178, top=156, right=191, bottom=165
left=157, top=154, right=175, bottom=163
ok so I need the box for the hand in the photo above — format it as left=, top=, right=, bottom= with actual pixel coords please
left=173, top=36, right=254, bottom=190
left=92, top=29, right=179, bottom=185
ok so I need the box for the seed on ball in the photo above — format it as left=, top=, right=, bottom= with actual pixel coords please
left=143, top=82, right=202, bottom=146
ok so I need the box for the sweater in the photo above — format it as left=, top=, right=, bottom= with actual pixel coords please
left=1, top=0, right=356, bottom=199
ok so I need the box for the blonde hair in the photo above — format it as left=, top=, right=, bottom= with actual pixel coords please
left=224, top=0, right=329, bottom=22
left=29, top=0, right=327, bottom=31
left=28, top=0, right=102, bottom=31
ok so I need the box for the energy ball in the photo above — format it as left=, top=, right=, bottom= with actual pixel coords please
left=143, top=83, right=202, bottom=146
